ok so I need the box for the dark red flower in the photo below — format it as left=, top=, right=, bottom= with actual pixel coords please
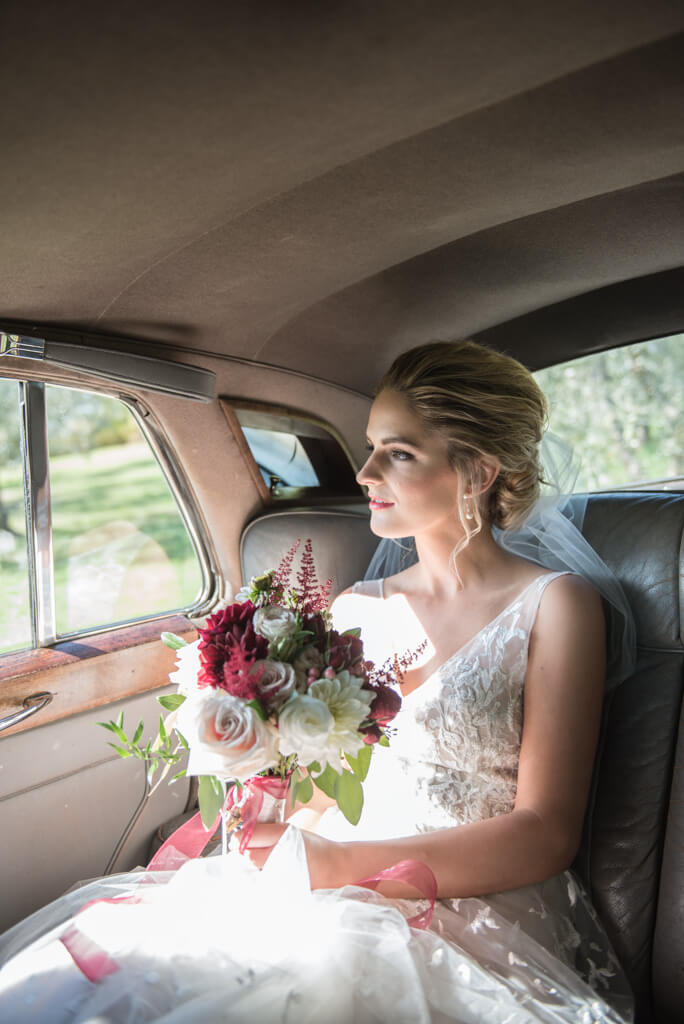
left=197, top=601, right=268, bottom=697
left=328, top=629, right=365, bottom=671
left=302, top=612, right=329, bottom=653
left=360, top=722, right=383, bottom=745
left=367, top=683, right=402, bottom=727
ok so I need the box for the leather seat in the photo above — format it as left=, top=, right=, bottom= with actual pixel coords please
left=573, top=493, right=684, bottom=1024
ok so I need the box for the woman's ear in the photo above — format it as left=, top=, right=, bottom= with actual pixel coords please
left=470, top=458, right=500, bottom=497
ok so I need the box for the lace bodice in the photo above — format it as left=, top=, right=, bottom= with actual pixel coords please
left=330, top=572, right=570, bottom=837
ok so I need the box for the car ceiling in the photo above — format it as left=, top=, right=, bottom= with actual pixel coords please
left=2, top=1, right=683, bottom=396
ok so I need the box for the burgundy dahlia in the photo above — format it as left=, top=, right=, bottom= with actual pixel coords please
left=197, top=601, right=268, bottom=698
left=327, top=629, right=365, bottom=672
left=367, top=683, right=402, bottom=727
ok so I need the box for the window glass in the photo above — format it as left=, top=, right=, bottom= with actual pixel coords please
left=46, top=386, right=203, bottom=635
left=230, top=403, right=360, bottom=502
left=242, top=427, right=320, bottom=488
left=0, top=380, right=31, bottom=653
left=535, top=333, right=684, bottom=491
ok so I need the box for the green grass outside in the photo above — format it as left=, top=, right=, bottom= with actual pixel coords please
left=0, top=442, right=203, bottom=654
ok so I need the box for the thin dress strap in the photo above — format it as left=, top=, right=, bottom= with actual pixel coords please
left=351, top=579, right=384, bottom=598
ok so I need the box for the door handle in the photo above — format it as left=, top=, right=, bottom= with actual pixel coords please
left=0, top=692, right=53, bottom=733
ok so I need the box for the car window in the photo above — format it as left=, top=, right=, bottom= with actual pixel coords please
left=0, top=379, right=209, bottom=654
left=224, top=401, right=361, bottom=503
left=534, top=333, right=683, bottom=492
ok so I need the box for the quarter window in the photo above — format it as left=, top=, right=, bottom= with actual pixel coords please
left=534, top=333, right=684, bottom=492
left=223, top=401, right=361, bottom=504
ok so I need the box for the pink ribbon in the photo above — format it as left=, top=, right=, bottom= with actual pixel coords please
left=355, top=858, right=438, bottom=930
left=224, top=774, right=290, bottom=854
left=147, top=810, right=221, bottom=871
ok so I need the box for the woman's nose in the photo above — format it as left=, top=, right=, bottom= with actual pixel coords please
left=356, top=452, right=381, bottom=487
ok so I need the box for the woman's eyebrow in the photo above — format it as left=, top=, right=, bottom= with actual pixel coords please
left=368, top=433, right=422, bottom=447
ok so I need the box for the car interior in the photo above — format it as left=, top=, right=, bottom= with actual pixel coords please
left=0, top=3, right=682, bottom=1021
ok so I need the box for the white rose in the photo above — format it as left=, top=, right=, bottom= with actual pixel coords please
left=278, top=695, right=334, bottom=766
left=168, top=638, right=202, bottom=697
left=256, top=659, right=298, bottom=712
left=178, top=691, right=280, bottom=782
left=253, top=605, right=298, bottom=642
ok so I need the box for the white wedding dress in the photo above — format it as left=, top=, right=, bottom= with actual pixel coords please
left=0, top=572, right=633, bottom=1023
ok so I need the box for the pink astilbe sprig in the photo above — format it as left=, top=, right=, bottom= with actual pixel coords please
left=296, top=538, right=333, bottom=616
left=271, top=538, right=333, bottom=618
left=270, top=539, right=301, bottom=601
left=198, top=601, right=268, bottom=699
left=366, top=640, right=428, bottom=690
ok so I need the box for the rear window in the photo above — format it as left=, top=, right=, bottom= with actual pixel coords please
left=222, top=401, right=361, bottom=504
left=534, top=333, right=683, bottom=492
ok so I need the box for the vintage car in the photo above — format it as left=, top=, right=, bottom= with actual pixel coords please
left=0, top=3, right=682, bottom=1021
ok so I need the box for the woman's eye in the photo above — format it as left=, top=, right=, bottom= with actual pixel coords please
left=391, top=448, right=413, bottom=461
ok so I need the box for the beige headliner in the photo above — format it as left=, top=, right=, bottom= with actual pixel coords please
left=1, top=1, right=683, bottom=392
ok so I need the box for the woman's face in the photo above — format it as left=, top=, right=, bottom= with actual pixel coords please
left=357, top=389, right=463, bottom=539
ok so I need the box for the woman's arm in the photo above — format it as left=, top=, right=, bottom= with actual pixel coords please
left=248, top=575, right=607, bottom=898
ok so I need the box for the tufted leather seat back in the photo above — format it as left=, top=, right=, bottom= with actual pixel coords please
left=572, top=492, right=684, bottom=1024
left=240, top=508, right=381, bottom=602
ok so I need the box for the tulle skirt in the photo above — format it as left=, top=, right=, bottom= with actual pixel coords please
left=0, top=828, right=633, bottom=1024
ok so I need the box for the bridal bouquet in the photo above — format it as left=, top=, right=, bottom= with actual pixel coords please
left=101, top=540, right=405, bottom=836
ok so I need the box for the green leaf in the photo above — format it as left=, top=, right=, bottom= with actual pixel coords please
left=158, top=693, right=186, bottom=711
left=341, top=627, right=362, bottom=638
left=295, top=773, right=313, bottom=805
left=245, top=698, right=267, bottom=721
left=159, top=714, right=168, bottom=743
left=116, top=711, right=124, bottom=729
left=170, top=769, right=187, bottom=783
left=109, top=743, right=132, bottom=758
left=311, top=762, right=338, bottom=799
left=346, top=743, right=371, bottom=782
left=198, top=775, right=225, bottom=830
left=132, top=720, right=144, bottom=746
left=177, top=730, right=189, bottom=751
left=98, top=720, right=118, bottom=734
left=108, top=722, right=130, bottom=743
left=161, top=631, right=189, bottom=650
left=378, top=734, right=390, bottom=747
left=308, top=760, right=321, bottom=774
left=335, top=769, right=363, bottom=825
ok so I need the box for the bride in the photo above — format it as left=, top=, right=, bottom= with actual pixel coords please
left=0, top=340, right=634, bottom=1023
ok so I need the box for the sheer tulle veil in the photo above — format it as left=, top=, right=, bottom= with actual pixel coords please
left=364, top=434, right=636, bottom=692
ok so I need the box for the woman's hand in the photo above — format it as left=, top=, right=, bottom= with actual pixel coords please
left=242, top=822, right=349, bottom=890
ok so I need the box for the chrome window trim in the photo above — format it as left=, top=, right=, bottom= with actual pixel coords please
left=19, top=382, right=56, bottom=647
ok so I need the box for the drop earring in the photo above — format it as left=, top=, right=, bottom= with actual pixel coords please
left=464, top=496, right=474, bottom=521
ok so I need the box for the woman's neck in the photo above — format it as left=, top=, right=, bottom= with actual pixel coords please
left=411, top=525, right=516, bottom=599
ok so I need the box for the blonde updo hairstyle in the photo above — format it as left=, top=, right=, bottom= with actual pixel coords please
left=377, top=340, right=548, bottom=562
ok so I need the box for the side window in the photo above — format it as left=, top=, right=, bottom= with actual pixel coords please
left=534, top=333, right=684, bottom=492
left=0, top=379, right=209, bottom=655
left=222, top=401, right=361, bottom=504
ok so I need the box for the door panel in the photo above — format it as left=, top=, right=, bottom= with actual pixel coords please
left=0, top=691, right=192, bottom=933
